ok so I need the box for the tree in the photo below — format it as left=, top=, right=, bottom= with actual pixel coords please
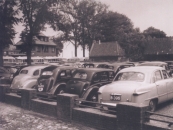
left=94, top=11, right=134, bottom=43
left=19, top=0, right=68, bottom=65
left=0, top=0, right=20, bottom=66
left=121, top=28, right=146, bottom=61
left=76, top=0, right=108, bottom=56
left=143, top=26, right=167, bottom=38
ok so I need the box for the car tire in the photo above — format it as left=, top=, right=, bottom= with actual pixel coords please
left=55, top=87, right=65, bottom=95
left=148, top=99, right=157, bottom=112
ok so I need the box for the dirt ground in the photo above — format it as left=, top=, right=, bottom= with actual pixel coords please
left=0, top=102, right=96, bottom=130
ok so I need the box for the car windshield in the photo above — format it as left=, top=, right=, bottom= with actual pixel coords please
left=114, top=72, right=145, bottom=82
left=20, top=70, right=28, bottom=74
left=73, top=72, right=87, bottom=79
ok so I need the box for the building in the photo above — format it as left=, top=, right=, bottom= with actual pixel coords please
left=14, top=33, right=57, bottom=57
left=89, top=41, right=125, bottom=62
left=143, top=37, right=173, bottom=61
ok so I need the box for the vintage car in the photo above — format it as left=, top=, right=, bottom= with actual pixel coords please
left=10, top=65, right=49, bottom=91
left=36, top=66, right=76, bottom=97
left=0, top=66, right=18, bottom=86
left=137, top=61, right=173, bottom=76
left=65, top=68, right=115, bottom=101
left=98, top=66, right=173, bottom=111
left=108, top=62, right=134, bottom=75
left=81, top=62, right=110, bottom=68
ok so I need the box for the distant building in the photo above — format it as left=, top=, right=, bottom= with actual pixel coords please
left=14, top=33, right=58, bottom=57
left=89, top=41, right=126, bottom=62
left=143, top=37, right=173, bottom=61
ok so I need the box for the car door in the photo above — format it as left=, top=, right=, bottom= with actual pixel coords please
left=161, top=70, right=173, bottom=100
left=154, top=70, right=168, bottom=103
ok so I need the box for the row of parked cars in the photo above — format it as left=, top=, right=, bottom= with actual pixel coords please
left=1, top=61, right=173, bottom=112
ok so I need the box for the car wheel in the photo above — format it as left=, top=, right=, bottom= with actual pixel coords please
left=88, top=92, right=98, bottom=102
left=148, top=100, right=157, bottom=112
left=56, top=87, right=65, bottom=95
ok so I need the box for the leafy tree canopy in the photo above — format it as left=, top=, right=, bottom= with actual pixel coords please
left=143, top=26, right=167, bottom=38
left=0, top=0, right=21, bottom=66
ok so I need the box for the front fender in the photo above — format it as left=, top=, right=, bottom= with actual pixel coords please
left=49, top=82, right=66, bottom=94
left=82, top=86, right=99, bottom=99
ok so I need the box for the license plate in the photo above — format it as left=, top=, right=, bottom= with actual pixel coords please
left=38, top=84, right=44, bottom=92
left=110, top=95, right=121, bottom=101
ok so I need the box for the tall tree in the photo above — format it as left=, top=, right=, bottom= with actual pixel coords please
left=0, top=0, right=20, bottom=66
left=19, top=0, right=67, bottom=65
left=94, top=11, right=134, bottom=43
left=76, top=0, right=108, bottom=56
left=121, top=28, right=146, bottom=61
left=143, top=26, right=167, bottom=38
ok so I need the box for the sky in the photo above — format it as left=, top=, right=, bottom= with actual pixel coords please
left=98, top=0, right=173, bottom=36
left=14, top=0, right=173, bottom=58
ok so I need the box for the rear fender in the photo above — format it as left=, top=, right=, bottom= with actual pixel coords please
left=82, top=86, right=99, bottom=100
left=23, top=79, right=37, bottom=89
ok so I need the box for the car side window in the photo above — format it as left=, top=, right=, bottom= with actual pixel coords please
left=162, top=70, right=169, bottom=79
left=60, top=71, right=66, bottom=77
left=92, top=73, right=100, bottom=83
left=155, top=70, right=162, bottom=81
left=100, top=72, right=108, bottom=81
left=66, top=69, right=72, bottom=77
left=109, top=72, right=114, bottom=81
left=33, top=70, right=39, bottom=76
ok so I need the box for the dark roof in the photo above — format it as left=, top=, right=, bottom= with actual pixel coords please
left=89, top=42, right=125, bottom=57
left=144, top=38, right=173, bottom=55
left=15, top=36, right=56, bottom=46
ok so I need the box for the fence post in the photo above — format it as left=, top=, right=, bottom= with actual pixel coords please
left=57, top=93, right=79, bottom=122
left=116, top=102, right=148, bottom=130
left=20, top=88, right=37, bottom=110
left=0, top=85, right=8, bottom=102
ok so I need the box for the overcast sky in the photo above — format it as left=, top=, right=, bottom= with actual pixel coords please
left=14, top=0, right=173, bottom=58
left=98, top=0, right=173, bottom=36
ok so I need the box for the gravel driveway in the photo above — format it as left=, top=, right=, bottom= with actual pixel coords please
left=0, top=102, right=96, bottom=130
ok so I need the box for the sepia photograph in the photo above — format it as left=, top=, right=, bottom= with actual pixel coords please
left=0, top=0, right=173, bottom=129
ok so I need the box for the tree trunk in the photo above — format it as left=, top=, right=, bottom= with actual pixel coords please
left=0, top=45, right=3, bottom=66
left=27, top=46, right=32, bottom=65
left=83, top=44, right=85, bottom=57
left=74, top=41, right=77, bottom=57
left=27, top=34, right=32, bottom=65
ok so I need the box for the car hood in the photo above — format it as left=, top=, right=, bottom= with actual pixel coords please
left=66, top=80, right=89, bottom=97
left=11, top=75, right=31, bottom=89
left=100, top=81, right=144, bottom=102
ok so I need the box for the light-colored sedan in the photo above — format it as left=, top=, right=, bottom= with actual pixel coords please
left=98, top=66, right=173, bottom=111
left=10, top=65, right=48, bottom=90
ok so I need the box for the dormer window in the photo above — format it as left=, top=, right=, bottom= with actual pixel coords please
left=40, top=37, right=43, bottom=41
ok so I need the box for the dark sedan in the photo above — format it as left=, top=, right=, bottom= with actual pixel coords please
left=36, top=66, right=76, bottom=98
left=65, top=68, right=115, bottom=102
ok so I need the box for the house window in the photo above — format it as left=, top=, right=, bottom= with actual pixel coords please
left=44, top=46, right=48, bottom=52
left=52, top=47, right=55, bottom=53
left=40, top=37, right=43, bottom=41
left=37, top=46, right=41, bottom=52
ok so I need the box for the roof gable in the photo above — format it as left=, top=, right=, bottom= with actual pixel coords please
left=15, top=35, right=56, bottom=46
left=89, top=41, right=125, bottom=57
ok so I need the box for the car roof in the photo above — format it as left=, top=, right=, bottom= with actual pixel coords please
left=138, top=61, right=167, bottom=66
left=21, top=65, right=48, bottom=71
left=77, top=68, right=113, bottom=72
left=119, top=66, right=163, bottom=73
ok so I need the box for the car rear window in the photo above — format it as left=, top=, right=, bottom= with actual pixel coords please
left=20, top=70, right=28, bottom=74
left=73, top=72, right=87, bottom=79
left=114, top=72, right=145, bottom=82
